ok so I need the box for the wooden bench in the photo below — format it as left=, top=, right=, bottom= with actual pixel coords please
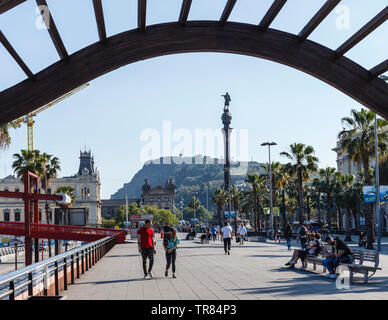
left=303, top=246, right=381, bottom=283
left=342, top=250, right=382, bottom=283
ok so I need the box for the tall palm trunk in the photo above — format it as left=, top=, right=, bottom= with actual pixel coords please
left=338, top=205, right=343, bottom=232
left=217, top=205, right=222, bottom=226
left=297, top=170, right=304, bottom=225
left=326, top=194, right=331, bottom=231
left=281, top=189, right=287, bottom=229
left=363, top=157, right=375, bottom=249
left=345, top=210, right=352, bottom=241
left=253, top=189, right=258, bottom=232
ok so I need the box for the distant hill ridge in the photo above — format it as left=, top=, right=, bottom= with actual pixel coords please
left=110, top=156, right=265, bottom=210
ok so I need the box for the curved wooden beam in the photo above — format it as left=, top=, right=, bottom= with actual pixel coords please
left=0, top=0, right=26, bottom=14
left=1, top=21, right=388, bottom=125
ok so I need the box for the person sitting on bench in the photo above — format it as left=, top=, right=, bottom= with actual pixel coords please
left=285, top=232, right=320, bottom=268
left=324, top=237, right=354, bottom=279
left=186, top=228, right=196, bottom=240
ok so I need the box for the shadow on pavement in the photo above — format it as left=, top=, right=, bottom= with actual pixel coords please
left=72, top=277, right=146, bottom=286
left=104, top=254, right=140, bottom=258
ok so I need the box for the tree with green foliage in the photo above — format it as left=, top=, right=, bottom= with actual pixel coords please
left=0, top=122, right=18, bottom=150
left=115, top=203, right=140, bottom=227
left=12, top=149, right=45, bottom=181
left=55, top=186, right=76, bottom=225
left=245, top=173, right=266, bottom=231
left=339, top=108, right=388, bottom=249
left=188, top=196, right=201, bottom=225
left=41, top=153, right=60, bottom=257
left=280, top=143, right=319, bottom=225
left=182, top=205, right=212, bottom=223
left=153, top=209, right=179, bottom=227
left=101, top=218, right=115, bottom=228
left=212, top=188, right=227, bottom=226
left=316, top=167, right=337, bottom=230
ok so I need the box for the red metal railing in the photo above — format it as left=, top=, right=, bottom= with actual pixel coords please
left=0, top=221, right=126, bottom=244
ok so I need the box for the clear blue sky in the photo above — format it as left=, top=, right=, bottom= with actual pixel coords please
left=1, top=0, right=387, bottom=199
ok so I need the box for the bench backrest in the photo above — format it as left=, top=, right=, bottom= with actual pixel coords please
left=352, top=250, right=362, bottom=262
left=352, top=249, right=379, bottom=268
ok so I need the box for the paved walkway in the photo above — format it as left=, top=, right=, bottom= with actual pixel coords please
left=63, top=234, right=388, bottom=300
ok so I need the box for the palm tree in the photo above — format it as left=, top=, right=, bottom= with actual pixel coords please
left=278, top=164, right=291, bottom=229
left=339, top=108, right=388, bottom=249
left=188, top=196, right=201, bottom=226
left=310, top=178, right=322, bottom=223
left=212, top=188, right=227, bottom=226
left=41, top=153, right=61, bottom=257
left=55, top=186, right=76, bottom=225
left=280, top=143, right=319, bottom=225
left=245, top=174, right=266, bottom=231
left=239, top=189, right=254, bottom=226
left=0, top=122, right=18, bottom=150
left=12, top=149, right=45, bottom=182
left=317, top=167, right=337, bottom=231
left=284, top=179, right=299, bottom=224
left=380, top=155, right=388, bottom=185
left=230, top=187, right=242, bottom=233
left=337, top=174, right=356, bottom=241
left=12, top=149, right=47, bottom=262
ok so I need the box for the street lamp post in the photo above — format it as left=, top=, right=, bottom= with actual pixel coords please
left=376, top=75, right=388, bottom=251
left=261, top=142, right=277, bottom=240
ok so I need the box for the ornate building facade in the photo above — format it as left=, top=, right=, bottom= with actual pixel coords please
left=332, top=133, right=388, bottom=231
left=332, top=139, right=365, bottom=176
left=333, top=126, right=388, bottom=176
left=141, top=177, right=176, bottom=212
left=0, top=150, right=102, bottom=227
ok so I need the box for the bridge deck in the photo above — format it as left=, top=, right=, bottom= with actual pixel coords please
left=63, top=234, right=388, bottom=300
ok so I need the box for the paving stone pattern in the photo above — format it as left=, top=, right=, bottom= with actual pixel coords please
left=63, top=234, right=388, bottom=300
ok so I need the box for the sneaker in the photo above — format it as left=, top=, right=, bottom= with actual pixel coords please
left=228, top=251, right=230, bottom=255
left=144, top=274, right=148, bottom=279
left=289, top=260, right=296, bottom=265
left=288, top=264, right=295, bottom=269
left=172, top=274, right=176, bottom=278
left=165, top=270, right=168, bottom=277
left=285, top=261, right=291, bottom=266
left=148, top=272, right=154, bottom=279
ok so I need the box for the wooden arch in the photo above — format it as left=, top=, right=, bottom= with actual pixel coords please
left=1, top=0, right=388, bottom=124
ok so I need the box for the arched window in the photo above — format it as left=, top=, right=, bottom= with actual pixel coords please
left=81, top=186, right=90, bottom=199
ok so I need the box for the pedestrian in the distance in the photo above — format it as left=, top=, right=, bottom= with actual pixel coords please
left=216, top=225, right=220, bottom=240
left=237, top=223, right=247, bottom=245
left=137, top=220, right=156, bottom=279
left=221, top=222, right=233, bottom=255
left=164, top=227, right=180, bottom=278
left=284, top=223, right=293, bottom=251
left=211, top=225, right=217, bottom=242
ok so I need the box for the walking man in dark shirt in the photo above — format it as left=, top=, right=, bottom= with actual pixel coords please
left=137, top=220, right=156, bottom=279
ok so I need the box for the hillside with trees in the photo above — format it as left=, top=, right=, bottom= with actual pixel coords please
left=110, top=156, right=265, bottom=212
